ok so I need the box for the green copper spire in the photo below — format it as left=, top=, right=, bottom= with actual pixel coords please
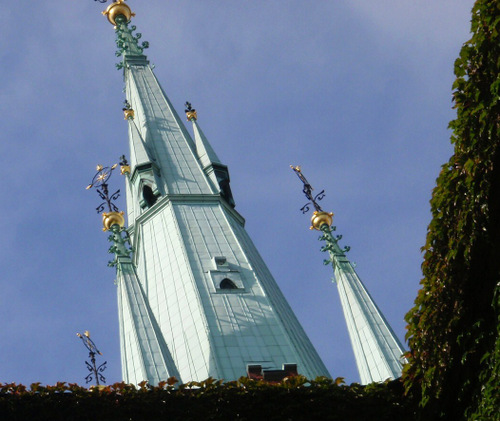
left=98, top=2, right=330, bottom=384
left=293, top=166, right=406, bottom=384
left=108, top=224, right=182, bottom=384
left=186, top=103, right=236, bottom=208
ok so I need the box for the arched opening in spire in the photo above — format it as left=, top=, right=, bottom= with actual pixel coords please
left=143, top=185, right=157, bottom=208
left=220, top=278, right=238, bottom=290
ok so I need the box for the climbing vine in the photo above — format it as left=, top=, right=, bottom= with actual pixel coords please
left=404, top=1, right=500, bottom=419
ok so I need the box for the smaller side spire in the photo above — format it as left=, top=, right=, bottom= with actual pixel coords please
left=186, top=102, right=236, bottom=208
left=292, top=166, right=406, bottom=384
left=107, top=224, right=182, bottom=385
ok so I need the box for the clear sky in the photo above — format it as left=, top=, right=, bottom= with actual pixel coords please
left=0, top=1, right=474, bottom=385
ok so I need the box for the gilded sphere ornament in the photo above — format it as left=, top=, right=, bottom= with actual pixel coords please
left=310, top=211, right=333, bottom=230
left=102, top=211, right=125, bottom=231
left=102, top=0, right=135, bottom=26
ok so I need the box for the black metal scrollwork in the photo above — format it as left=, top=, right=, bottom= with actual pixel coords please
left=86, top=164, right=121, bottom=214
left=291, top=166, right=325, bottom=214
left=77, top=331, right=107, bottom=385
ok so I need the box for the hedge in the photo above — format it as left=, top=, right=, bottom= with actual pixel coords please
left=0, top=377, right=415, bottom=420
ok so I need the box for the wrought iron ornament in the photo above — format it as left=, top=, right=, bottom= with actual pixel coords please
left=86, top=164, right=120, bottom=214
left=119, top=155, right=129, bottom=167
left=290, top=166, right=326, bottom=214
left=76, top=331, right=107, bottom=385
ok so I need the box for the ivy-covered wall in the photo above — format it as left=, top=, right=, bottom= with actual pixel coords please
left=404, top=1, right=500, bottom=419
left=0, top=377, right=414, bottom=421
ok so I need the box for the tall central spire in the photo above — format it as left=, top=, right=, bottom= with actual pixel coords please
left=98, top=1, right=329, bottom=384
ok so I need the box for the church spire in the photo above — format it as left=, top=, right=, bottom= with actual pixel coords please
left=95, top=2, right=330, bottom=384
left=292, top=166, right=406, bottom=384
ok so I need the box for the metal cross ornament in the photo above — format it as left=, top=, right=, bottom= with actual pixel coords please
left=86, top=164, right=120, bottom=214
left=291, top=166, right=326, bottom=214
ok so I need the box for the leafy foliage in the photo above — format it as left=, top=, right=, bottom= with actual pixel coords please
left=403, top=1, right=500, bottom=419
left=0, top=377, right=414, bottom=420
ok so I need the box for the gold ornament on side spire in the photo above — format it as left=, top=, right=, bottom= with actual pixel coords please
left=185, top=101, right=197, bottom=121
left=310, top=211, right=334, bottom=231
left=102, top=211, right=125, bottom=231
left=102, top=0, right=135, bottom=26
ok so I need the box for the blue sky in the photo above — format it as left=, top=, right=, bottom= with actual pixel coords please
left=0, top=1, right=474, bottom=385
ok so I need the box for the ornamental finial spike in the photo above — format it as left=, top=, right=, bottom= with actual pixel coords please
left=86, top=162, right=124, bottom=230
left=123, top=100, right=135, bottom=120
left=119, top=155, right=130, bottom=175
left=102, top=0, right=135, bottom=26
left=185, top=101, right=197, bottom=121
left=291, top=165, right=327, bottom=217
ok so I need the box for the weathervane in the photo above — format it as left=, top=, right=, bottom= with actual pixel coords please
left=86, top=164, right=120, bottom=214
left=290, top=166, right=326, bottom=214
left=76, top=331, right=107, bottom=385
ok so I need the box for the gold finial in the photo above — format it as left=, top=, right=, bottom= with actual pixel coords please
left=102, top=0, right=135, bottom=26
left=102, top=211, right=125, bottom=231
left=124, top=109, right=135, bottom=120
left=123, top=100, right=134, bottom=120
left=185, top=101, right=197, bottom=121
left=310, top=211, right=334, bottom=231
left=119, top=155, right=130, bottom=175
left=186, top=110, right=197, bottom=121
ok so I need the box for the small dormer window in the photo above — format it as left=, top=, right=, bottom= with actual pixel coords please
left=209, top=256, right=245, bottom=292
left=220, top=278, right=238, bottom=290
left=143, top=185, right=157, bottom=208
left=213, top=256, right=230, bottom=271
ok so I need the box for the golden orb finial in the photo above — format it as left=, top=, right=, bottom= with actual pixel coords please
left=102, top=0, right=135, bottom=26
left=124, top=109, right=135, bottom=120
left=310, top=211, right=334, bottom=230
left=186, top=110, right=197, bottom=121
left=102, top=211, right=125, bottom=231
left=184, top=101, right=197, bottom=121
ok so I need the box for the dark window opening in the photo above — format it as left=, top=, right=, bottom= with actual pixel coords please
left=220, top=278, right=238, bottom=290
left=143, top=185, right=158, bottom=208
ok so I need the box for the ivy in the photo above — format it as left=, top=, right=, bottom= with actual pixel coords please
left=403, top=0, right=500, bottom=419
left=0, top=377, right=414, bottom=420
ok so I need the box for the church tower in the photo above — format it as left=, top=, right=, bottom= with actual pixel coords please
left=98, top=1, right=329, bottom=385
